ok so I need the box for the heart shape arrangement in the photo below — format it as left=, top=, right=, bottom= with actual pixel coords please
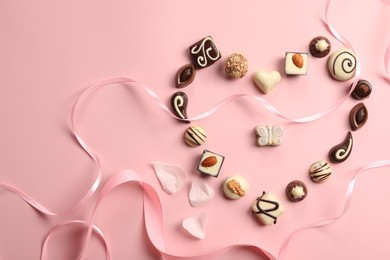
left=252, top=70, right=282, bottom=94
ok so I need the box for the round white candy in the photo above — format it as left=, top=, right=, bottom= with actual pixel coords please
left=184, top=125, right=206, bottom=147
left=327, top=49, right=357, bottom=81
left=223, top=175, right=249, bottom=199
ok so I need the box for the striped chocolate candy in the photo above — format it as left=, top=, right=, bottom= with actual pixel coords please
left=184, top=125, right=206, bottom=147
left=309, top=161, right=332, bottom=183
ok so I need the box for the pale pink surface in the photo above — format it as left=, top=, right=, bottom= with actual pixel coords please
left=1, top=0, right=390, bottom=259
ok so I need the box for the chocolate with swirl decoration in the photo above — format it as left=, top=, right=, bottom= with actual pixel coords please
left=189, top=36, right=221, bottom=69
left=329, top=131, right=353, bottom=163
left=327, top=49, right=357, bottom=81
left=171, top=91, right=190, bottom=123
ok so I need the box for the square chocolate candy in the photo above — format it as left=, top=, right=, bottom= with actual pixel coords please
left=251, top=191, right=284, bottom=225
left=197, top=150, right=225, bottom=177
left=285, top=52, right=308, bottom=75
left=189, top=36, right=222, bottom=69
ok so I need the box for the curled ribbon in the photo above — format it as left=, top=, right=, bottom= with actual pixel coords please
left=44, top=160, right=390, bottom=260
left=0, top=0, right=382, bottom=259
left=383, top=0, right=390, bottom=82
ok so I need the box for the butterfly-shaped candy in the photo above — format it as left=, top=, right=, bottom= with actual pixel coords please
left=255, top=126, right=283, bottom=146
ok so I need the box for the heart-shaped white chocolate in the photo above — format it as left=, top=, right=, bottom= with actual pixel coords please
left=252, top=70, right=281, bottom=94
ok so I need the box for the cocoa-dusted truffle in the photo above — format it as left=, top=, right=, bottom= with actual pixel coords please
left=224, top=53, right=248, bottom=78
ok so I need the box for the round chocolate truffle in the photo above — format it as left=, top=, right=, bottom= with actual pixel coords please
left=224, top=53, right=248, bottom=78
left=309, top=160, right=332, bottom=183
left=327, top=49, right=356, bottom=81
left=286, top=180, right=307, bottom=202
left=309, top=36, right=331, bottom=58
left=184, top=125, right=206, bottom=147
left=351, top=79, right=372, bottom=100
left=222, top=175, right=249, bottom=199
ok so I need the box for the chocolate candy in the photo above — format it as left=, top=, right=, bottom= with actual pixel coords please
left=309, top=161, right=332, bottom=183
left=252, top=70, right=281, bottom=94
left=285, top=52, right=308, bottom=75
left=285, top=180, right=307, bottom=202
left=255, top=125, right=283, bottom=146
left=309, top=36, right=331, bottom=58
left=327, top=49, right=356, bottom=81
left=251, top=191, right=284, bottom=225
left=175, top=64, right=196, bottom=88
left=171, top=91, right=190, bottom=123
left=351, top=79, right=372, bottom=100
left=189, top=36, right=221, bottom=69
left=197, top=150, right=225, bottom=177
left=349, top=102, right=368, bottom=130
left=223, top=175, right=249, bottom=199
left=328, top=132, right=353, bottom=163
left=224, top=53, right=248, bottom=78
left=184, top=125, right=206, bottom=147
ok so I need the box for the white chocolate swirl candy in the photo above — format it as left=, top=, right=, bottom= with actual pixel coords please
left=327, top=49, right=356, bottom=81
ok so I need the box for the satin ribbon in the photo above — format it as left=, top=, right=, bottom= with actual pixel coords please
left=383, top=0, right=390, bottom=82
left=65, top=76, right=354, bottom=125
left=278, top=160, right=390, bottom=260
left=0, top=0, right=378, bottom=259
left=49, top=160, right=390, bottom=260
left=40, top=220, right=110, bottom=260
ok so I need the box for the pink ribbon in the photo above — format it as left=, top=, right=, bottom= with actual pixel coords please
left=57, top=159, right=390, bottom=260
left=278, top=159, right=390, bottom=260
left=0, top=0, right=384, bottom=259
left=383, top=0, right=390, bottom=82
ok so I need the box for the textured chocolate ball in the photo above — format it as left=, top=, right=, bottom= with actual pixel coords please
left=224, top=53, right=248, bottom=78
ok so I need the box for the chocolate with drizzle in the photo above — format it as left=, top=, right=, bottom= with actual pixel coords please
left=252, top=191, right=280, bottom=224
left=309, top=161, right=332, bottom=183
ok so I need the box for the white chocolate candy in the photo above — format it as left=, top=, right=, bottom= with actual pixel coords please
left=255, top=125, right=283, bottom=146
left=197, top=150, right=225, bottom=177
left=285, top=52, right=308, bottom=75
left=251, top=191, right=284, bottom=225
left=327, top=49, right=356, bottom=81
left=222, top=175, right=249, bottom=199
left=252, top=70, right=281, bottom=94
left=184, top=126, right=206, bottom=147
left=309, top=160, right=332, bottom=183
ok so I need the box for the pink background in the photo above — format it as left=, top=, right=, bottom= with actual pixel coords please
left=1, top=0, right=390, bottom=259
